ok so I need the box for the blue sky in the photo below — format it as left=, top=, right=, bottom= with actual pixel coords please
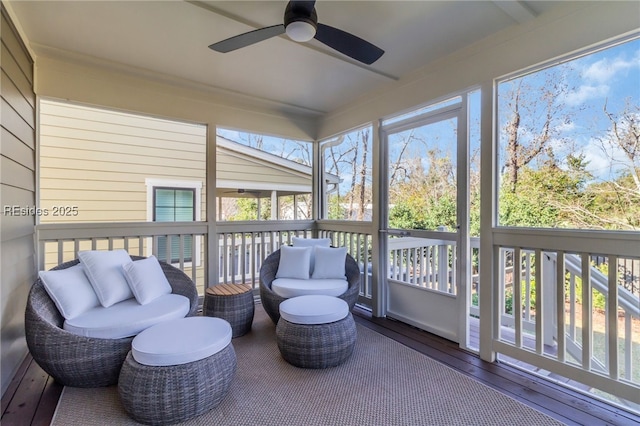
left=218, top=37, right=639, bottom=187
left=498, top=37, right=640, bottom=183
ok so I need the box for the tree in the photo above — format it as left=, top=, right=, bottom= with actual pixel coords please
left=500, top=68, right=576, bottom=192
left=323, top=129, right=372, bottom=220
left=601, top=99, right=640, bottom=193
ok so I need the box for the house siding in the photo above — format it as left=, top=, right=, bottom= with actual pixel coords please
left=216, top=150, right=311, bottom=188
left=38, top=100, right=207, bottom=287
left=39, top=100, right=207, bottom=223
left=0, top=5, right=36, bottom=397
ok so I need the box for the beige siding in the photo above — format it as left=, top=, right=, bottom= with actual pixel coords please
left=1, top=5, right=36, bottom=396
left=39, top=100, right=207, bottom=223
left=39, top=100, right=208, bottom=291
left=216, top=150, right=310, bottom=187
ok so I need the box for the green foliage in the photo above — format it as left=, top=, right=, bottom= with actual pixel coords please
left=327, top=195, right=348, bottom=220
left=503, top=280, right=537, bottom=315
left=226, top=198, right=271, bottom=221
left=389, top=192, right=457, bottom=230
left=566, top=263, right=608, bottom=311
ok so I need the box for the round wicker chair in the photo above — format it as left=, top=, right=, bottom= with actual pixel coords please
left=24, top=256, right=199, bottom=388
left=259, top=248, right=361, bottom=324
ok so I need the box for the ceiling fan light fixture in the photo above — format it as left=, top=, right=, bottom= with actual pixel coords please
left=286, top=21, right=316, bottom=42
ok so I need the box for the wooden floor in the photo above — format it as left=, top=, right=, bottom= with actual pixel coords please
left=2, top=307, right=639, bottom=426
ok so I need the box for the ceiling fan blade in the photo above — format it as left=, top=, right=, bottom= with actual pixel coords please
left=314, top=23, right=384, bottom=65
left=209, top=24, right=285, bottom=53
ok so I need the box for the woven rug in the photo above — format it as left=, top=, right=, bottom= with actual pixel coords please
left=52, top=306, right=564, bottom=426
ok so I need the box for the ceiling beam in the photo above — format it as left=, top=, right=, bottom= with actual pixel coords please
left=186, top=0, right=398, bottom=81
left=492, top=1, right=537, bottom=24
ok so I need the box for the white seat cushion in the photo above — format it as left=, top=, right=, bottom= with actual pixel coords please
left=132, top=317, right=232, bottom=366
left=279, top=295, right=349, bottom=325
left=63, top=294, right=190, bottom=339
left=271, top=278, right=348, bottom=299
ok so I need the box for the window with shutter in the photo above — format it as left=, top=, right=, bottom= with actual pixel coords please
left=153, top=187, right=195, bottom=263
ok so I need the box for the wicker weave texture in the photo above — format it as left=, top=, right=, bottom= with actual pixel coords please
left=276, top=314, right=357, bottom=369
left=25, top=256, right=199, bottom=388
left=118, top=344, right=237, bottom=425
left=203, top=288, right=254, bottom=337
left=259, top=249, right=361, bottom=324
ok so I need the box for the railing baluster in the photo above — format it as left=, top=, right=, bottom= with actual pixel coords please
left=556, top=251, right=566, bottom=363
left=607, top=255, right=619, bottom=380
left=581, top=252, right=593, bottom=371
left=569, top=272, right=576, bottom=340
left=524, top=252, right=532, bottom=323
left=624, top=312, right=632, bottom=381
left=514, top=247, right=522, bottom=348
left=535, top=249, right=544, bottom=354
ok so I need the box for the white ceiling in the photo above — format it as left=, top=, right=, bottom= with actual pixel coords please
left=7, top=1, right=559, bottom=115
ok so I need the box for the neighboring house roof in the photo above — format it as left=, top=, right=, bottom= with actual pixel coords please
left=216, top=136, right=340, bottom=198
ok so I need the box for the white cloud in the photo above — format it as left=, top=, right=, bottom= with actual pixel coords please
left=583, top=53, right=639, bottom=84
left=562, top=48, right=639, bottom=107
left=563, top=84, right=610, bottom=106
left=581, top=136, right=634, bottom=182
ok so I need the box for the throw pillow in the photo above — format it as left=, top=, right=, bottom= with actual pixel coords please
left=311, top=246, right=348, bottom=279
left=39, top=264, right=100, bottom=320
left=291, top=237, right=331, bottom=248
left=276, top=245, right=312, bottom=279
left=122, top=255, right=172, bottom=305
left=291, top=237, right=331, bottom=274
left=78, top=249, right=134, bottom=307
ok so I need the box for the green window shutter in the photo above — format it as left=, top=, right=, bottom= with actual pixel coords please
left=154, top=188, right=195, bottom=263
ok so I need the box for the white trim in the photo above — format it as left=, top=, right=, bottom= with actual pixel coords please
left=216, top=179, right=310, bottom=193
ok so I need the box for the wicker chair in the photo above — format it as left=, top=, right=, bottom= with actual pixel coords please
left=259, top=249, right=361, bottom=324
left=25, top=255, right=199, bottom=388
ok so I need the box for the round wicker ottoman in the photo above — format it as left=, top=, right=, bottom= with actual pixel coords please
left=118, top=317, right=236, bottom=425
left=276, top=295, right=357, bottom=369
left=203, top=283, right=254, bottom=337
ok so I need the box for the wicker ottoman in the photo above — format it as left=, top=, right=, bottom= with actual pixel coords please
left=203, top=283, right=254, bottom=337
left=118, top=317, right=236, bottom=425
left=276, top=295, right=357, bottom=369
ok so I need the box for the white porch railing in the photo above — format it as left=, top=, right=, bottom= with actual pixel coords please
left=34, top=221, right=638, bottom=405
left=36, top=220, right=375, bottom=303
left=493, top=228, right=640, bottom=405
left=36, top=221, right=210, bottom=293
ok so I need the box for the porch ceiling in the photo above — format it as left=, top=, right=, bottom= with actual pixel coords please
left=7, top=1, right=558, bottom=115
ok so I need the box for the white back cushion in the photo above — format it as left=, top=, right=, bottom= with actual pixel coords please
left=78, top=249, right=134, bottom=307
left=39, top=264, right=100, bottom=320
left=276, top=245, right=312, bottom=279
left=122, top=255, right=172, bottom=305
left=291, top=237, right=331, bottom=274
left=311, top=246, right=348, bottom=279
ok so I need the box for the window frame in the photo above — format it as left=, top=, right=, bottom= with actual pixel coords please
left=145, top=178, right=202, bottom=265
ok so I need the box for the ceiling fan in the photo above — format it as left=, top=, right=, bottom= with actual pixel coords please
left=208, top=0, right=384, bottom=65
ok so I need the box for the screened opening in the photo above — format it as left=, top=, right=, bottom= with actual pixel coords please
left=496, top=37, right=640, bottom=230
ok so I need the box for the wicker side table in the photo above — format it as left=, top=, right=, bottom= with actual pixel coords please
left=203, top=284, right=255, bottom=338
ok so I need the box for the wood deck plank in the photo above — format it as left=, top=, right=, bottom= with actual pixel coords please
left=1, top=356, right=49, bottom=426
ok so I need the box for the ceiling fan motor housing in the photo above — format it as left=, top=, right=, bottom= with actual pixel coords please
left=284, top=2, right=318, bottom=42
